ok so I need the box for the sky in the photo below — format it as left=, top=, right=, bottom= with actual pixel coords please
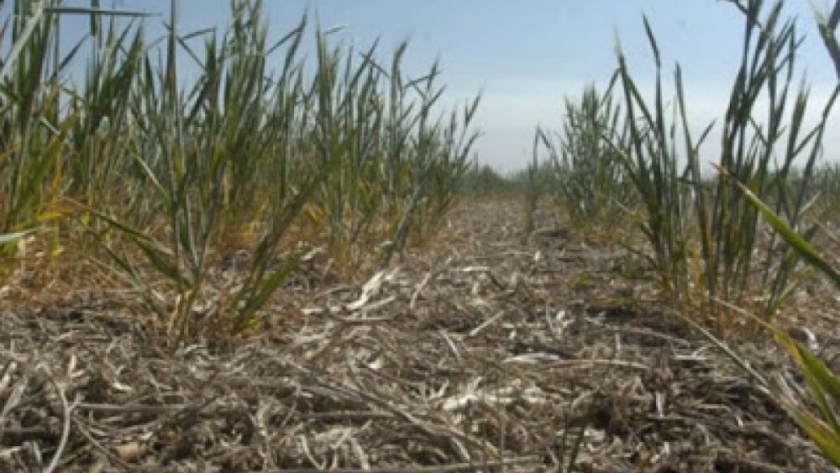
left=36, top=1, right=840, bottom=172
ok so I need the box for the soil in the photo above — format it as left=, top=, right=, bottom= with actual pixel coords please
left=1, top=197, right=839, bottom=472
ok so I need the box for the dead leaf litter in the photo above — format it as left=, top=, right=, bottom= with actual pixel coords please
left=1, top=199, right=838, bottom=472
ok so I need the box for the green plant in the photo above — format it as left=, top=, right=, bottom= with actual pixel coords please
left=458, top=162, right=514, bottom=197
left=689, top=0, right=840, bottom=465
left=521, top=142, right=542, bottom=237
left=0, top=0, right=478, bottom=344
left=304, top=38, right=480, bottom=267
left=801, top=163, right=840, bottom=219
left=79, top=1, right=321, bottom=343
left=537, top=82, right=635, bottom=225
left=693, top=169, right=840, bottom=466
left=600, top=0, right=829, bottom=329
left=691, top=0, right=831, bottom=320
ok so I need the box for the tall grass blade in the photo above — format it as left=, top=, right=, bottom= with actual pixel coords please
left=723, top=167, right=840, bottom=286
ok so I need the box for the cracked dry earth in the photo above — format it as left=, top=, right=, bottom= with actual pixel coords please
left=1, top=197, right=840, bottom=472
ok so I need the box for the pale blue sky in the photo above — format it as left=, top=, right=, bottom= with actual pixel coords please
left=46, top=1, right=840, bottom=171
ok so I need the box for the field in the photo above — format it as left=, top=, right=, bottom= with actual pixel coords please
left=5, top=0, right=840, bottom=471
left=1, top=197, right=838, bottom=472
